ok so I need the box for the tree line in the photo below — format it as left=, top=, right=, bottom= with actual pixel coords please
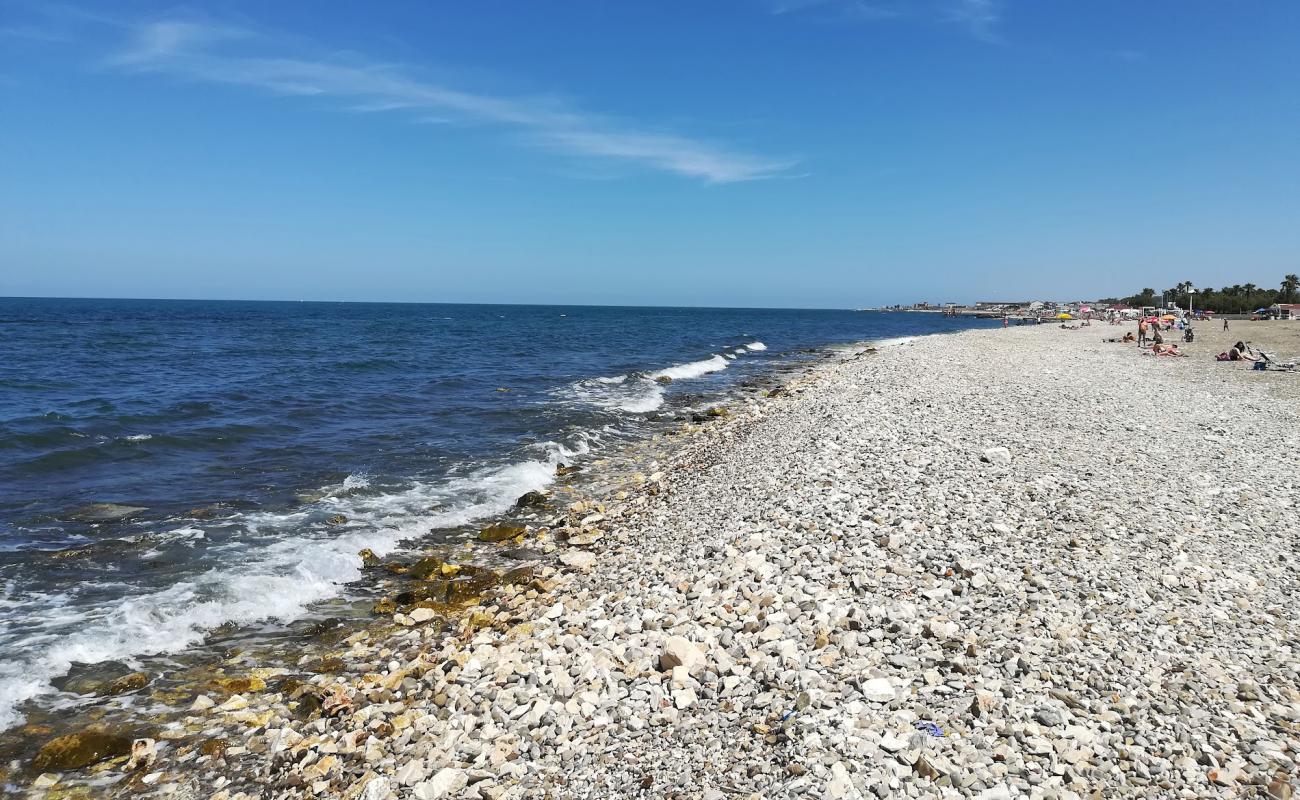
left=1098, top=275, right=1299, bottom=315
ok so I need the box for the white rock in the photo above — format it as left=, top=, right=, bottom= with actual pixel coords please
left=660, top=635, right=705, bottom=673
left=409, top=607, right=437, bottom=624
left=862, top=677, right=895, bottom=703
left=414, top=769, right=467, bottom=800
left=362, top=776, right=390, bottom=800
left=559, top=551, right=597, bottom=572
left=395, top=759, right=427, bottom=786
left=826, top=762, right=853, bottom=799
left=981, top=446, right=1012, bottom=465
left=190, top=694, right=215, bottom=711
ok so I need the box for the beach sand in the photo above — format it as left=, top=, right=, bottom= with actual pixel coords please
left=19, top=324, right=1300, bottom=799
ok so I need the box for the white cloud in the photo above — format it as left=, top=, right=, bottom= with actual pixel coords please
left=108, top=20, right=793, bottom=183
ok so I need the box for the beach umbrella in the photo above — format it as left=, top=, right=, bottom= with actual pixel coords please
left=1079, top=306, right=1092, bottom=313
left=1056, top=313, right=1073, bottom=319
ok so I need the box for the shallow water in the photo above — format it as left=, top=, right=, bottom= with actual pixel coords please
left=0, top=298, right=998, bottom=730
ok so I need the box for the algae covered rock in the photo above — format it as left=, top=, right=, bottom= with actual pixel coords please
left=33, top=729, right=132, bottom=771
left=210, top=675, right=266, bottom=694
left=95, top=671, right=149, bottom=696
left=406, top=556, right=447, bottom=580
left=478, top=522, right=525, bottom=543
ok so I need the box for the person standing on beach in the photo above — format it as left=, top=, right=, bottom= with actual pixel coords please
left=1138, top=318, right=1149, bottom=347
left=1224, top=318, right=1230, bottom=331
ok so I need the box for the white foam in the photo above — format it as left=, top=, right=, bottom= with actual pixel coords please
left=123, top=434, right=153, bottom=442
left=0, top=449, right=565, bottom=731
left=745, top=341, right=768, bottom=351
left=649, top=355, right=729, bottom=382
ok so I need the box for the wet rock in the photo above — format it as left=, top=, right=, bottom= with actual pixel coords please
left=500, top=565, right=536, bottom=585
left=198, top=738, right=228, bottom=759
left=65, top=503, right=147, bottom=523
left=33, top=729, right=132, bottom=771
left=127, top=738, right=156, bottom=771
left=96, top=671, right=149, bottom=696
left=357, top=548, right=380, bottom=567
left=514, top=491, right=549, bottom=509
left=210, top=675, right=266, bottom=695
left=555, top=464, right=581, bottom=477
left=326, top=514, right=348, bottom=525
left=479, top=522, right=526, bottom=543
left=406, top=556, right=448, bottom=580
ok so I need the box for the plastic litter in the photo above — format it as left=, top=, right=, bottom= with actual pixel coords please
left=915, top=721, right=945, bottom=737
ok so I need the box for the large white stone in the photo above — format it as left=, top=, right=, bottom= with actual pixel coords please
left=862, top=677, right=895, bottom=703
left=660, top=636, right=705, bottom=673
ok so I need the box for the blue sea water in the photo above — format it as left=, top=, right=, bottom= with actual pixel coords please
left=0, top=297, right=998, bottom=729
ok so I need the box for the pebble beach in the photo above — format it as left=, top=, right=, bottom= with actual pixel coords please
left=17, top=322, right=1300, bottom=799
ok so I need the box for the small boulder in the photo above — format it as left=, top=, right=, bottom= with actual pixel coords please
left=33, top=729, right=132, bottom=771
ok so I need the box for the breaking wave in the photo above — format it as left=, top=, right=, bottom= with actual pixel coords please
left=0, top=443, right=578, bottom=731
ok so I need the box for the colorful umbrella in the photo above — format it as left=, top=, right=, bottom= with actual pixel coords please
left=1056, top=313, right=1073, bottom=319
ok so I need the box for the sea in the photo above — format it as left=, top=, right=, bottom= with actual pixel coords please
left=0, top=298, right=999, bottom=732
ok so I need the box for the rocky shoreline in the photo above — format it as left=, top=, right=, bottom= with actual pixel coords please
left=13, top=325, right=1300, bottom=799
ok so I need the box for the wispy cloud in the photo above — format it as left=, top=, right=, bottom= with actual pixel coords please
left=944, top=0, right=1003, bottom=43
left=768, top=0, right=1003, bottom=42
left=106, top=20, right=793, bottom=184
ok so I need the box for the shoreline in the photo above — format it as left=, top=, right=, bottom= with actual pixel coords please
left=10, top=324, right=1300, bottom=798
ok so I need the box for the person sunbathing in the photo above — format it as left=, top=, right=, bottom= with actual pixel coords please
left=1122, top=332, right=1135, bottom=342
left=1149, top=343, right=1185, bottom=356
left=1227, top=342, right=1259, bottom=361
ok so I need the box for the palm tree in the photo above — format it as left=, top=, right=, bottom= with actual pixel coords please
left=1282, top=274, right=1299, bottom=302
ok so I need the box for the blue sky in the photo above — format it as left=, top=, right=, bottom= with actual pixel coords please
left=2, top=1, right=1298, bottom=307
